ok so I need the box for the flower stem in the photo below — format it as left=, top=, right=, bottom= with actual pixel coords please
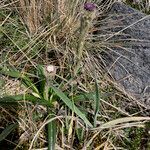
left=74, top=10, right=96, bottom=76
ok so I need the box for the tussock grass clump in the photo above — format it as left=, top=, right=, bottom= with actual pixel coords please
left=126, top=0, right=150, bottom=14
left=0, top=0, right=150, bottom=149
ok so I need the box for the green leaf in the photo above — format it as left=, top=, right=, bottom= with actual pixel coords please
left=36, top=65, right=46, bottom=96
left=76, top=127, right=84, bottom=142
left=0, top=66, right=22, bottom=78
left=0, top=94, right=51, bottom=107
left=0, top=123, right=18, bottom=142
left=22, top=77, right=39, bottom=94
left=0, top=66, right=39, bottom=94
left=50, top=85, right=93, bottom=127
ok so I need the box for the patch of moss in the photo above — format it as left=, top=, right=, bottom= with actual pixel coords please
left=124, top=124, right=150, bottom=150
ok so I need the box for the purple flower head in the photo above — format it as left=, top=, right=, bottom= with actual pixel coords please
left=84, top=2, right=96, bottom=11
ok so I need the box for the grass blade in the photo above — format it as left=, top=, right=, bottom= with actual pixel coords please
left=94, top=78, right=100, bottom=127
left=50, top=85, right=93, bottom=127
left=98, top=117, right=150, bottom=129
left=0, top=123, right=18, bottom=142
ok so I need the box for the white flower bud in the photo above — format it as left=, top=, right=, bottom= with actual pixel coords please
left=44, top=65, right=56, bottom=79
left=46, top=65, right=55, bottom=73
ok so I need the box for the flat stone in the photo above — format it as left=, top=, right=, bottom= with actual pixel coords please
left=96, top=2, right=150, bottom=106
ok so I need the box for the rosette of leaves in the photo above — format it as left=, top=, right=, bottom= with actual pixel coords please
left=0, top=65, right=92, bottom=150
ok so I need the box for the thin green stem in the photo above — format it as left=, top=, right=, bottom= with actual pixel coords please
left=47, top=109, right=56, bottom=150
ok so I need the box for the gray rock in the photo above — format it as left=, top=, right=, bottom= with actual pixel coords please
left=95, top=2, right=150, bottom=106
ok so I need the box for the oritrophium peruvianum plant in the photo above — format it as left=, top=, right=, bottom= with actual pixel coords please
left=74, top=2, right=96, bottom=76
left=0, top=64, right=92, bottom=150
